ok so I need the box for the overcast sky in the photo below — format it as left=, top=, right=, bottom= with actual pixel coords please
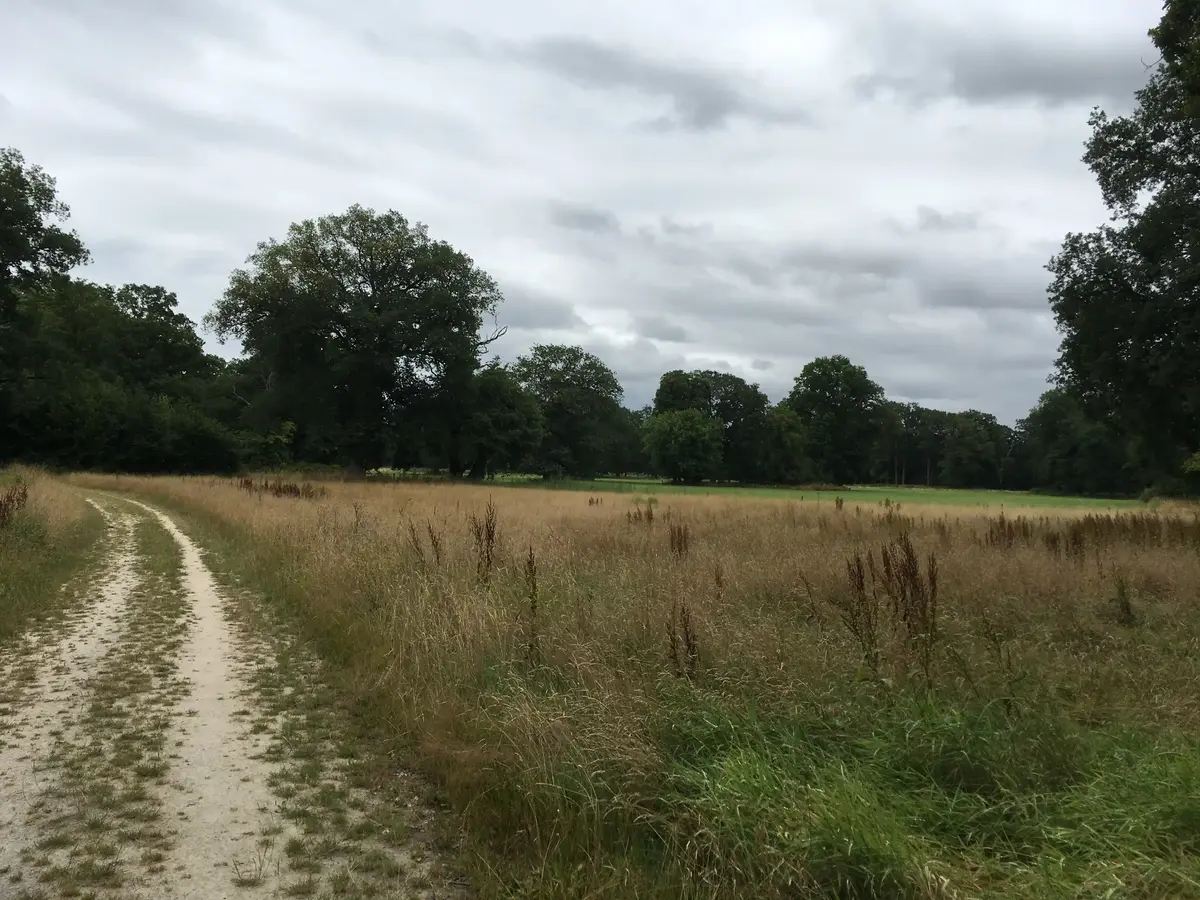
left=2, top=0, right=1163, bottom=421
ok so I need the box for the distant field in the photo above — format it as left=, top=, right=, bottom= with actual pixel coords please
left=525, top=476, right=1146, bottom=510
left=366, top=468, right=1145, bottom=509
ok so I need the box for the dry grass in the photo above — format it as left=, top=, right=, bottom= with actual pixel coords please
left=69, top=474, right=1200, bottom=898
left=0, top=467, right=103, bottom=643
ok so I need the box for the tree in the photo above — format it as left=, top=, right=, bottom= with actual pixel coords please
left=205, top=204, right=505, bottom=471
left=940, top=411, right=1000, bottom=489
left=759, top=405, right=813, bottom=484
left=643, top=410, right=723, bottom=484
left=1046, top=5, right=1200, bottom=484
left=1, top=148, right=89, bottom=461
left=5, top=276, right=241, bottom=473
left=1019, top=388, right=1136, bottom=495
left=461, top=364, right=543, bottom=478
left=111, top=284, right=221, bottom=400
left=784, top=355, right=885, bottom=485
left=604, top=405, right=653, bottom=477
left=0, top=148, right=88, bottom=308
left=653, top=370, right=712, bottom=416
left=870, top=400, right=905, bottom=485
left=651, top=369, right=769, bottom=481
left=511, top=344, right=623, bottom=478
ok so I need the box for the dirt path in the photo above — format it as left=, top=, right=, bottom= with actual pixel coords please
left=0, top=496, right=465, bottom=900
left=0, top=502, right=140, bottom=884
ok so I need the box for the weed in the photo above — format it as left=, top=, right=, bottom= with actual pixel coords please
left=0, top=480, right=30, bottom=529
left=237, top=477, right=325, bottom=501
left=668, top=521, right=690, bottom=558
left=524, top=545, right=540, bottom=666
left=469, top=500, right=498, bottom=582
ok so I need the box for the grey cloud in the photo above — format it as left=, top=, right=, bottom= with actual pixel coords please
left=11, top=119, right=179, bottom=163
left=941, top=35, right=1153, bottom=106
left=19, top=0, right=263, bottom=65
left=87, top=237, right=230, bottom=277
left=311, top=95, right=487, bottom=159
left=513, top=35, right=811, bottom=131
left=915, top=205, right=980, bottom=232
left=776, top=244, right=909, bottom=290
left=549, top=202, right=622, bottom=234
left=633, top=315, right=689, bottom=343
left=71, top=81, right=368, bottom=169
left=660, top=281, right=844, bottom=329
left=498, top=286, right=586, bottom=331
left=639, top=227, right=1053, bottom=315
left=750, top=358, right=773, bottom=371
left=578, top=336, right=686, bottom=407
left=35, top=0, right=255, bottom=38
left=916, top=259, right=1051, bottom=312
left=885, top=366, right=1052, bottom=415
left=660, top=216, right=713, bottom=237
left=855, top=18, right=1154, bottom=108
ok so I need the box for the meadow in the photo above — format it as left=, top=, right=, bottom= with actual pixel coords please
left=0, top=469, right=104, bottom=643
left=534, top=477, right=1146, bottom=510
left=56, top=474, right=1200, bottom=897
left=365, top=469, right=1145, bottom=509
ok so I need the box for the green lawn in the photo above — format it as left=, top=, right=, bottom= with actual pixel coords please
left=529, top=477, right=1146, bottom=510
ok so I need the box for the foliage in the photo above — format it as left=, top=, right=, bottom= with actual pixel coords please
left=205, top=204, right=505, bottom=470
left=785, top=355, right=886, bottom=485
left=759, top=404, right=813, bottom=484
left=643, top=409, right=724, bottom=483
left=461, top=363, right=544, bottom=477
left=511, top=344, right=624, bottom=478
left=1047, top=1, right=1200, bottom=484
left=653, top=369, right=769, bottom=481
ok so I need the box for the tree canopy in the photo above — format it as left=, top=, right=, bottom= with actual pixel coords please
left=1047, top=0, right=1200, bottom=488
left=205, top=205, right=506, bottom=471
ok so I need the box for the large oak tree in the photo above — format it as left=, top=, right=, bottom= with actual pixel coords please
left=206, top=205, right=505, bottom=470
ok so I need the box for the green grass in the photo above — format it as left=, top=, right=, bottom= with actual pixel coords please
left=358, top=466, right=1146, bottom=509
left=441, top=678, right=1200, bottom=897
left=522, top=477, right=1146, bottom=509
left=0, top=474, right=106, bottom=645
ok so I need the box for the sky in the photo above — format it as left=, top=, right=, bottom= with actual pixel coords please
left=1, top=0, right=1165, bottom=422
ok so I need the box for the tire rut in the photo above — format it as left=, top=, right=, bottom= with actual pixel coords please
left=124, top=499, right=291, bottom=899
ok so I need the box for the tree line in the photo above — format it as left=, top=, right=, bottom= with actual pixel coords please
left=2, top=3, right=1198, bottom=496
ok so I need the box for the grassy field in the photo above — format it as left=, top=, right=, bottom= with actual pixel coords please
left=0, top=468, right=106, bottom=643
left=365, top=469, right=1146, bottom=509
left=68, top=473, right=1200, bottom=898
left=525, top=476, right=1148, bottom=510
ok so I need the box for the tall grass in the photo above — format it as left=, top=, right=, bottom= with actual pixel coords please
left=0, top=468, right=104, bottom=643
left=70, top=474, right=1200, bottom=898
